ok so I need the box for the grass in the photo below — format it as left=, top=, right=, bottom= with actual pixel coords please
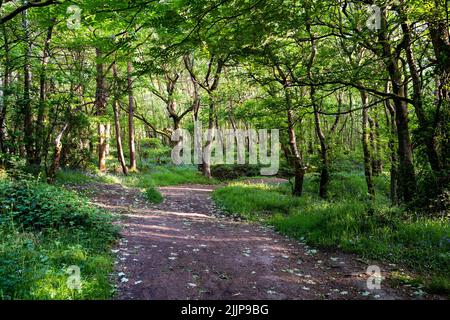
left=0, top=226, right=116, bottom=299
left=55, top=169, right=121, bottom=186
left=56, top=165, right=217, bottom=189
left=213, top=182, right=307, bottom=220
left=0, top=177, right=118, bottom=300
left=52, top=164, right=449, bottom=295
left=125, top=165, right=218, bottom=187
left=213, top=172, right=450, bottom=295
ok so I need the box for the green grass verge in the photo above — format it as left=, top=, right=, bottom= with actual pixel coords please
left=0, top=178, right=118, bottom=300
left=213, top=174, right=450, bottom=295
left=56, top=165, right=218, bottom=188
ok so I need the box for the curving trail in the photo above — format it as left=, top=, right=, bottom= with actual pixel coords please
left=74, top=182, right=430, bottom=300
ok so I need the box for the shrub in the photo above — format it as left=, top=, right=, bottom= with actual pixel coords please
left=211, top=164, right=262, bottom=180
left=0, top=179, right=116, bottom=236
left=144, top=187, right=164, bottom=204
left=140, top=138, right=172, bottom=165
left=0, top=178, right=118, bottom=300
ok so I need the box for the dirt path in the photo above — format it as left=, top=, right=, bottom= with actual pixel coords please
left=74, top=182, right=435, bottom=300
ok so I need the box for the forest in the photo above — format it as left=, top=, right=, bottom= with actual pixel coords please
left=0, top=0, right=449, bottom=301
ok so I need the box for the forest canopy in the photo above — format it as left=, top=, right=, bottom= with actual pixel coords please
left=0, top=0, right=449, bottom=301
left=0, top=0, right=449, bottom=207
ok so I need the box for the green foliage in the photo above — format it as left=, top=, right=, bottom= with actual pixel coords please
left=148, top=166, right=218, bottom=186
left=0, top=225, right=115, bottom=300
left=412, top=168, right=450, bottom=216
left=55, top=169, right=96, bottom=185
left=144, top=187, right=164, bottom=204
left=0, top=178, right=118, bottom=300
left=213, top=182, right=306, bottom=220
left=213, top=172, right=450, bottom=293
left=211, top=164, right=263, bottom=180
left=123, top=166, right=218, bottom=188
left=0, top=179, right=116, bottom=235
left=140, top=138, right=172, bottom=165
left=56, top=166, right=218, bottom=189
left=55, top=169, right=122, bottom=186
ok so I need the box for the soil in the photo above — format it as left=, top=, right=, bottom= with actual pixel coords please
left=70, top=180, right=444, bottom=300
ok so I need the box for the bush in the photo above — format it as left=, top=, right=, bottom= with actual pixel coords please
left=0, top=178, right=118, bottom=300
left=144, top=187, right=164, bottom=204
left=140, top=138, right=172, bottom=165
left=211, top=164, right=262, bottom=180
left=413, top=168, right=450, bottom=217
left=0, top=179, right=115, bottom=236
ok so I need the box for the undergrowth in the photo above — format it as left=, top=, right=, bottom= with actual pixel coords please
left=213, top=173, right=450, bottom=295
left=0, top=176, right=118, bottom=300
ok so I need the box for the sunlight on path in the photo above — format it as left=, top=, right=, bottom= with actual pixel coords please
left=76, top=183, right=418, bottom=300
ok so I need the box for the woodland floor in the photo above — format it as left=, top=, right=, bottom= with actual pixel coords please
left=71, top=180, right=442, bottom=300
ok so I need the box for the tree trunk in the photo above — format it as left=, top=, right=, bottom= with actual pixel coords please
left=349, top=94, right=355, bottom=151
left=0, top=75, right=6, bottom=157
left=428, top=12, right=450, bottom=187
left=35, top=22, right=54, bottom=166
left=112, top=63, right=128, bottom=175
left=105, top=123, right=111, bottom=156
left=203, top=101, right=214, bottom=179
left=379, top=9, right=416, bottom=202
left=368, top=115, right=382, bottom=176
left=0, top=25, right=10, bottom=156
left=47, top=124, right=68, bottom=184
left=400, top=19, right=442, bottom=175
left=95, top=48, right=107, bottom=172
left=384, top=86, right=399, bottom=205
left=307, top=20, right=329, bottom=198
left=286, top=89, right=305, bottom=196
left=361, top=90, right=375, bottom=199
left=22, top=8, right=34, bottom=165
left=392, top=80, right=416, bottom=202
left=127, top=61, right=137, bottom=171
left=184, top=54, right=202, bottom=171
left=314, top=106, right=329, bottom=199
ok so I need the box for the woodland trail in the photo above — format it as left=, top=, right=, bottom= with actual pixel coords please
left=73, top=182, right=430, bottom=300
